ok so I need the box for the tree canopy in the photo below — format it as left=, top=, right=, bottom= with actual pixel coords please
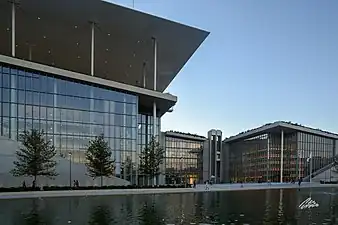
left=139, top=136, right=165, bottom=180
left=85, top=135, right=115, bottom=186
left=11, top=129, right=58, bottom=182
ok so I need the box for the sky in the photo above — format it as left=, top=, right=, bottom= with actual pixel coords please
left=110, top=0, right=338, bottom=137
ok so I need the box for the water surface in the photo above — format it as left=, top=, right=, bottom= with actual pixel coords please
left=0, top=187, right=337, bottom=224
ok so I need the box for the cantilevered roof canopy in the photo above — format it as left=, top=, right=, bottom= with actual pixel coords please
left=0, top=0, right=209, bottom=92
left=224, top=121, right=338, bottom=143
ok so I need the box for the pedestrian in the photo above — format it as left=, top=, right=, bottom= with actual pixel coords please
left=193, top=180, right=196, bottom=188
left=22, top=181, right=26, bottom=189
left=205, top=180, right=209, bottom=190
left=298, top=177, right=302, bottom=187
left=76, top=180, right=79, bottom=188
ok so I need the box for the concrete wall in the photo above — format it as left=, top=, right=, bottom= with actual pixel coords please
left=202, top=141, right=209, bottom=182
left=0, top=136, right=130, bottom=187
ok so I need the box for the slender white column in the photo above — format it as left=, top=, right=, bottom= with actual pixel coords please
left=142, top=62, right=146, bottom=88
left=28, top=45, right=32, bottom=61
left=152, top=37, right=157, bottom=138
left=153, top=38, right=157, bottom=91
left=11, top=1, right=15, bottom=57
left=91, top=22, right=95, bottom=76
left=280, top=130, right=284, bottom=183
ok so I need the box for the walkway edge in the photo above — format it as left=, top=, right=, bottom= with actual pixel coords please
left=0, top=183, right=336, bottom=200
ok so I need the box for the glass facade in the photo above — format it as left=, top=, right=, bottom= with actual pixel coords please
left=228, top=131, right=335, bottom=183
left=136, top=114, right=160, bottom=184
left=164, top=135, right=204, bottom=184
left=0, top=63, right=140, bottom=179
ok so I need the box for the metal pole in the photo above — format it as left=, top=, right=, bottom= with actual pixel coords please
left=152, top=37, right=157, bottom=91
left=142, top=62, right=146, bottom=88
left=11, top=1, right=15, bottom=57
left=267, top=135, right=270, bottom=182
left=69, top=152, right=72, bottom=188
left=280, top=130, right=284, bottom=183
left=152, top=37, right=157, bottom=143
left=91, top=22, right=95, bottom=76
left=310, top=152, right=313, bottom=183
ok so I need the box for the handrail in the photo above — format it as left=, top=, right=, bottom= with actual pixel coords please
left=303, top=156, right=338, bottom=182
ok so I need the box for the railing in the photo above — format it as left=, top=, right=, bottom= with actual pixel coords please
left=303, top=156, right=338, bottom=182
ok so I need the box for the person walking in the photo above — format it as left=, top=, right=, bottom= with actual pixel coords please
left=205, top=180, right=209, bottom=190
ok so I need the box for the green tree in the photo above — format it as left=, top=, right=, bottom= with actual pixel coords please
left=11, top=129, right=58, bottom=183
left=85, top=135, right=115, bottom=186
left=121, top=156, right=133, bottom=181
left=139, top=136, right=165, bottom=185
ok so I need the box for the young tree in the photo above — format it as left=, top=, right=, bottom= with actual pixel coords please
left=139, top=136, right=165, bottom=185
left=11, top=129, right=58, bottom=183
left=121, top=156, right=133, bottom=181
left=85, top=135, right=115, bottom=186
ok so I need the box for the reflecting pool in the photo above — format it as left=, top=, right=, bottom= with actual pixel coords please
left=0, top=188, right=337, bottom=224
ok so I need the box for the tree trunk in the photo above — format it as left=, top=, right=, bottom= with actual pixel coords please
left=100, top=176, right=103, bottom=187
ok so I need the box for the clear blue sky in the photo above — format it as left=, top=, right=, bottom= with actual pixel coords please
left=110, top=0, right=338, bottom=137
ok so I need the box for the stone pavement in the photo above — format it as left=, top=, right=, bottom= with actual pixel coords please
left=0, top=182, right=336, bottom=200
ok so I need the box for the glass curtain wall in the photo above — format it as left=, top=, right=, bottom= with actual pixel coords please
left=297, top=132, right=334, bottom=180
left=164, top=136, right=204, bottom=185
left=228, top=131, right=335, bottom=183
left=0, top=64, right=138, bottom=181
left=137, top=114, right=160, bottom=184
left=229, top=132, right=297, bottom=183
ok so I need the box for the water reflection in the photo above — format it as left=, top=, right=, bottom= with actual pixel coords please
left=13, top=199, right=53, bottom=225
left=88, top=205, right=114, bottom=225
left=138, top=202, right=165, bottom=225
left=0, top=188, right=338, bottom=224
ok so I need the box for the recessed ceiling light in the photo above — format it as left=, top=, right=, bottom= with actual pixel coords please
left=6, top=28, right=9, bottom=31
left=74, top=25, right=78, bottom=29
left=48, top=50, right=51, bottom=54
left=108, top=33, right=111, bottom=36
left=77, top=56, right=81, bottom=59
left=76, top=42, right=79, bottom=46
left=43, top=35, right=46, bottom=39
left=37, top=17, right=41, bottom=20
left=106, top=48, right=109, bottom=51
left=105, top=60, right=108, bottom=64
left=129, top=65, right=132, bottom=68
left=15, top=44, right=18, bottom=47
left=137, top=40, right=140, bottom=43
left=133, top=53, right=136, bottom=57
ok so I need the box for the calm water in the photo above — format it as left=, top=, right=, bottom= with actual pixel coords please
left=0, top=188, right=337, bottom=224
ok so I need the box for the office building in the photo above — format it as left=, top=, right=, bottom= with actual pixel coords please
left=0, top=0, right=209, bottom=186
left=161, top=131, right=206, bottom=184
left=222, top=121, right=338, bottom=183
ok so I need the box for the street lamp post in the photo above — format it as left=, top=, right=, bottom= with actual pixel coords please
left=180, top=157, right=183, bottom=185
left=68, top=152, right=72, bottom=188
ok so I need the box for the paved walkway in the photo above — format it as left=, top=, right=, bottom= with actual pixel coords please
left=0, top=183, right=336, bottom=200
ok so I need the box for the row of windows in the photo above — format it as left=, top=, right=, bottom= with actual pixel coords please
left=2, top=117, right=137, bottom=139
left=1, top=105, right=137, bottom=127
left=0, top=68, right=137, bottom=103
left=1, top=89, right=137, bottom=114
left=298, top=132, right=334, bottom=145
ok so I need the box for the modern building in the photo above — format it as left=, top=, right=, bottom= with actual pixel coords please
left=222, top=121, right=338, bottom=183
left=0, top=0, right=209, bottom=186
left=203, top=129, right=222, bottom=183
left=161, top=131, right=206, bottom=184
